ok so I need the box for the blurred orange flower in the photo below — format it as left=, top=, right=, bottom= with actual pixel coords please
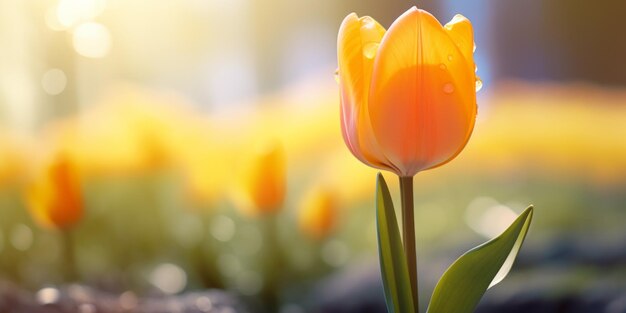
left=337, top=7, right=478, bottom=177
left=298, top=187, right=338, bottom=240
left=25, top=155, right=83, bottom=230
left=236, top=142, right=286, bottom=216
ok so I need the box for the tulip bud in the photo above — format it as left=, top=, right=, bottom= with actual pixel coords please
left=25, top=155, right=83, bottom=230
left=337, top=7, right=478, bottom=177
left=298, top=187, right=338, bottom=240
left=236, top=142, right=286, bottom=216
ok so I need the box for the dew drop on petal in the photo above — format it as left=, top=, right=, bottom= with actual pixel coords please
left=361, top=16, right=375, bottom=30
left=363, top=42, right=379, bottom=59
left=447, top=55, right=453, bottom=62
left=475, top=77, right=483, bottom=92
left=473, top=42, right=477, bottom=53
left=439, top=63, right=447, bottom=70
left=443, top=83, right=455, bottom=94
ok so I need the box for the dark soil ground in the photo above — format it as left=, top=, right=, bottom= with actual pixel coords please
left=0, top=283, right=249, bottom=313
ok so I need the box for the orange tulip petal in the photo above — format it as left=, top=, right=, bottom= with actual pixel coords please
left=368, top=7, right=477, bottom=176
left=337, top=13, right=399, bottom=172
left=444, top=14, right=475, bottom=72
left=48, top=159, right=83, bottom=228
left=26, top=156, right=83, bottom=230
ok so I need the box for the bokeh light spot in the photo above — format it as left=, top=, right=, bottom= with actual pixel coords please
left=10, top=224, right=33, bottom=251
left=149, top=263, right=187, bottom=294
left=195, top=296, right=213, bottom=312
left=36, top=287, right=60, bottom=305
left=56, top=0, right=106, bottom=28
left=119, top=291, right=138, bottom=310
left=210, top=215, right=236, bottom=242
left=41, top=68, right=67, bottom=95
left=72, top=22, right=111, bottom=58
left=466, top=197, right=518, bottom=238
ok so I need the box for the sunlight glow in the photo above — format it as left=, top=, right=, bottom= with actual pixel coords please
left=72, top=22, right=111, bottom=58
left=56, top=0, right=106, bottom=29
left=466, top=197, right=518, bottom=238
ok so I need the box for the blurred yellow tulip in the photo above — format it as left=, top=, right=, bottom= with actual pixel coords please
left=337, top=8, right=478, bottom=177
left=235, top=142, right=286, bottom=216
left=178, top=133, right=235, bottom=209
left=298, top=187, right=338, bottom=240
left=25, top=155, right=83, bottom=230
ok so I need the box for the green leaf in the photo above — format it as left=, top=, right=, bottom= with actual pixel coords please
left=375, top=173, right=415, bottom=313
left=427, top=205, right=534, bottom=313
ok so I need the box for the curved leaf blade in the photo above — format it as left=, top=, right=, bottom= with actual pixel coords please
left=375, top=173, right=416, bottom=313
left=427, top=205, right=534, bottom=313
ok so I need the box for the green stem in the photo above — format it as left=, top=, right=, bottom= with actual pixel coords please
left=262, top=214, right=281, bottom=313
left=195, top=215, right=224, bottom=289
left=399, top=176, right=418, bottom=312
left=62, top=229, right=77, bottom=282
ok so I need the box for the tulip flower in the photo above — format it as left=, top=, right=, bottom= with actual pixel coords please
left=25, top=155, right=83, bottom=230
left=25, top=154, right=83, bottom=281
left=338, top=8, right=534, bottom=313
left=234, top=142, right=287, bottom=311
left=337, top=7, right=482, bottom=313
left=236, top=142, right=286, bottom=216
left=338, top=7, right=478, bottom=177
left=298, top=187, right=338, bottom=240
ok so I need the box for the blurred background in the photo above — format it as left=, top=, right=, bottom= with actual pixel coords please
left=1, top=0, right=625, bottom=312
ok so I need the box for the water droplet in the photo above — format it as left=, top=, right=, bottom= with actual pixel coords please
left=334, top=69, right=340, bottom=83
left=361, top=16, right=375, bottom=30
left=443, top=83, right=455, bottom=94
left=475, top=77, right=483, bottom=92
left=447, top=55, right=453, bottom=62
left=363, top=42, right=379, bottom=59
left=439, top=63, right=447, bottom=70
left=475, top=64, right=478, bottom=73
left=473, top=42, right=477, bottom=53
